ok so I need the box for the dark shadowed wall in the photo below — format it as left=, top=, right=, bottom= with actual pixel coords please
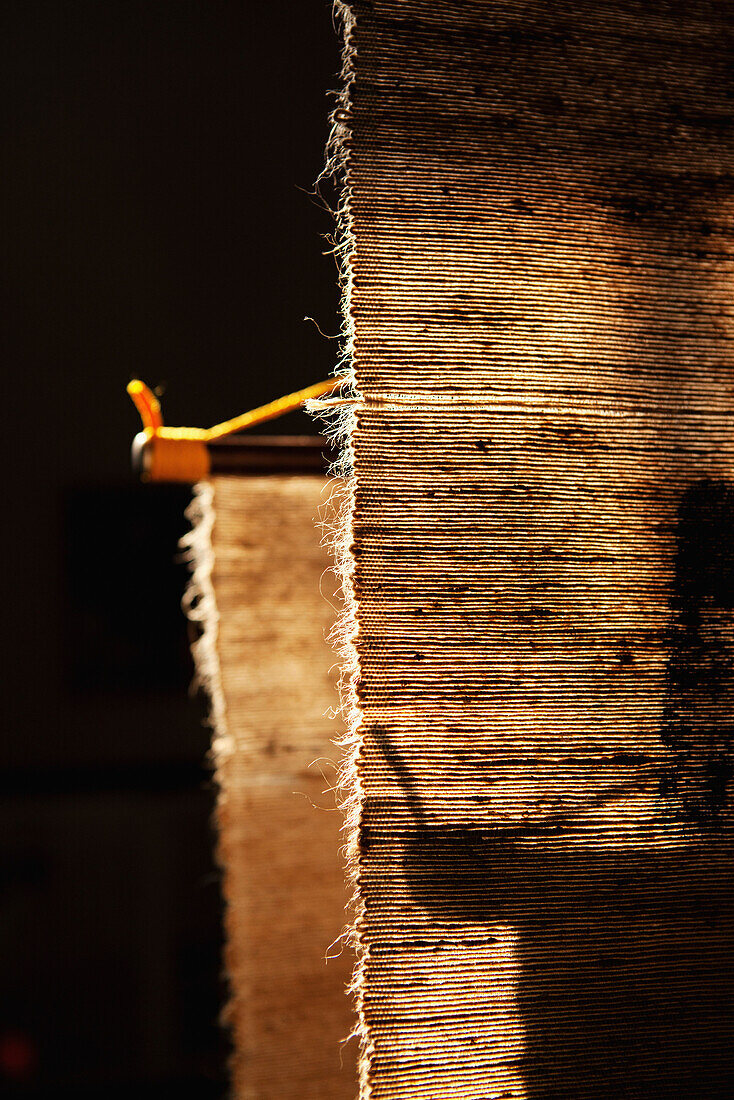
left=0, top=2, right=340, bottom=1094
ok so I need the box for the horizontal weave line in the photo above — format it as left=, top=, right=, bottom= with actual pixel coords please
left=352, top=393, right=734, bottom=414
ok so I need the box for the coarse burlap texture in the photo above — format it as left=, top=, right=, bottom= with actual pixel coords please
left=183, top=476, right=355, bottom=1100
left=331, top=2, right=734, bottom=1097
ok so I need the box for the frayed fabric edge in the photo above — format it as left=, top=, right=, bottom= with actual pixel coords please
left=180, top=481, right=246, bottom=1066
left=310, top=3, right=375, bottom=1098
left=180, top=481, right=233, bottom=766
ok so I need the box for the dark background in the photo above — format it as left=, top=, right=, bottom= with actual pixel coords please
left=0, top=2, right=341, bottom=1095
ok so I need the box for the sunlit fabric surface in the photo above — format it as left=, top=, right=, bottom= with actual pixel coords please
left=184, top=476, right=354, bottom=1099
left=339, top=1, right=734, bottom=1096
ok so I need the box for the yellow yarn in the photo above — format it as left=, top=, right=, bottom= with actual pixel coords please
left=127, top=377, right=338, bottom=482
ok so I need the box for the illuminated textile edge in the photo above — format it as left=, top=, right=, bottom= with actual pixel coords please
left=313, top=1, right=373, bottom=1091
left=181, top=481, right=231, bottom=764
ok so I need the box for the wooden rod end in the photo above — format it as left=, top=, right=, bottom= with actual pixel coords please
left=131, top=432, right=211, bottom=483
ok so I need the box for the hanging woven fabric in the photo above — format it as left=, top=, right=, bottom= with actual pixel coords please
left=332, top=2, right=734, bottom=1097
